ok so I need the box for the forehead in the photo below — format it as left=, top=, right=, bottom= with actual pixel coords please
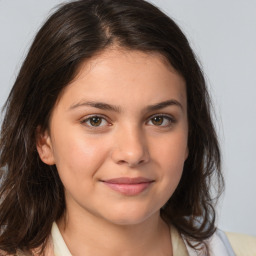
left=75, top=48, right=180, bottom=80
left=56, top=48, right=187, bottom=112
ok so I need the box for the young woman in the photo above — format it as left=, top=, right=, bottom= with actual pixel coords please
left=0, top=0, right=236, bottom=255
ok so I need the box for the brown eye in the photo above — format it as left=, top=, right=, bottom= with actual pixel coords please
left=147, top=115, right=175, bottom=127
left=81, top=116, right=109, bottom=128
left=151, top=116, right=164, bottom=126
left=89, top=117, right=103, bottom=126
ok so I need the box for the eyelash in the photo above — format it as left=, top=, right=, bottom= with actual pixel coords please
left=80, top=114, right=176, bottom=129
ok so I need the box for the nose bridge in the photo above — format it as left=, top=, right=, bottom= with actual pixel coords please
left=111, top=123, right=149, bottom=167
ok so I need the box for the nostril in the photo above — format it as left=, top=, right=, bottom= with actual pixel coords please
left=117, top=160, right=127, bottom=165
left=138, top=159, right=145, bottom=165
left=116, top=158, right=147, bottom=167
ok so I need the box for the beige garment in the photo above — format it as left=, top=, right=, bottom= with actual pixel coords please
left=226, top=232, right=256, bottom=256
left=4, top=223, right=256, bottom=256
left=48, top=227, right=256, bottom=256
left=170, top=225, right=189, bottom=256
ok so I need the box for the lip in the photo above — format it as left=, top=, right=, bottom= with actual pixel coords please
left=101, top=177, right=154, bottom=196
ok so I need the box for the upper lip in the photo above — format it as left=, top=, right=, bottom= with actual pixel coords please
left=102, top=177, right=154, bottom=184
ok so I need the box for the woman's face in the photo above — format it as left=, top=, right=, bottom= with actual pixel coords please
left=37, top=48, right=188, bottom=226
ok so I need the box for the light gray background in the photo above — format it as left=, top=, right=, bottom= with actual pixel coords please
left=0, top=0, right=255, bottom=236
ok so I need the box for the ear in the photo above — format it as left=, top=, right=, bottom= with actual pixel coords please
left=36, top=126, right=55, bottom=165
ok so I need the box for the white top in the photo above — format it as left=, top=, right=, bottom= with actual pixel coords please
left=51, top=222, right=72, bottom=256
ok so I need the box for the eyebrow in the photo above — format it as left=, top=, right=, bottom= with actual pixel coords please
left=69, top=99, right=183, bottom=112
left=69, top=101, right=121, bottom=112
left=146, top=99, right=183, bottom=112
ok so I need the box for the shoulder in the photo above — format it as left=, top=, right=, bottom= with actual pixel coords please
left=0, top=249, right=16, bottom=256
left=0, top=237, right=54, bottom=256
left=207, top=229, right=256, bottom=256
left=0, top=249, right=37, bottom=256
left=208, top=229, right=236, bottom=255
left=183, top=229, right=236, bottom=256
left=0, top=250, right=7, bottom=256
left=0, top=249, right=29, bottom=256
left=226, top=231, right=256, bottom=256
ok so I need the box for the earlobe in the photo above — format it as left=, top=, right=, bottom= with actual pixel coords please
left=36, top=127, right=55, bottom=165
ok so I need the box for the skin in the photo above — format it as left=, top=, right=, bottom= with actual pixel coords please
left=37, top=48, right=188, bottom=256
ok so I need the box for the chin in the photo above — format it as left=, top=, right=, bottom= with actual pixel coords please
left=103, top=207, right=159, bottom=226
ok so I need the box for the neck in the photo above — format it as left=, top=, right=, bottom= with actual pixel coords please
left=58, top=207, right=172, bottom=256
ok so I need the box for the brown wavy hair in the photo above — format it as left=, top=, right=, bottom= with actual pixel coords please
left=0, top=0, right=223, bottom=254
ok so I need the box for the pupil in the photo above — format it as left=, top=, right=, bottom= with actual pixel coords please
left=90, top=117, right=102, bottom=126
left=153, top=116, right=163, bottom=125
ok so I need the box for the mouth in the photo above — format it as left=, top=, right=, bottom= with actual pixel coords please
left=101, top=177, right=155, bottom=196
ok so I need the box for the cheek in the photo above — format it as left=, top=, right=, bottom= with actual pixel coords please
left=152, top=130, right=188, bottom=166
left=52, top=131, right=110, bottom=181
left=151, top=132, right=187, bottom=194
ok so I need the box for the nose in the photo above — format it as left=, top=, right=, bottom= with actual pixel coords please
left=111, top=125, right=150, bottom=167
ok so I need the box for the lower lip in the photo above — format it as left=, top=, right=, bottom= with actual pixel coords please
left=103, top=182, right=153, bottom=196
